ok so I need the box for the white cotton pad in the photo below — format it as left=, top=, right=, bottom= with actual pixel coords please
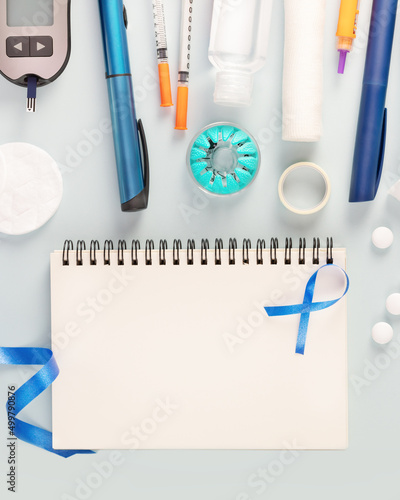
left=386, top=293, right=400, bottom=315
left=372, top=227, right=393, bottom=249
left=372, top=322, right=393, bottom=345
left=0, top=150, right=7, bottom=194
left=0, top=143, right=63, bottom=235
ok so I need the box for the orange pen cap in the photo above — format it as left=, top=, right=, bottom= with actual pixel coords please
left=158, top=63, right=173, bottom=107
left=336, top=0, right=359, bottom=39
left=175, top=86, right=188, bottom=131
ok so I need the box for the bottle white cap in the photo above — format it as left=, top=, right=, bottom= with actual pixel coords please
left=214, top=71, right=253, bottom=107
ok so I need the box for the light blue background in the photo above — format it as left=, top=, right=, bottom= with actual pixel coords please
left=1, top=0, right=400, bottom=498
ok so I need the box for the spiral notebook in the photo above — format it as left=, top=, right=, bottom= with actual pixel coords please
left=51, top=238, right=348, bottom=450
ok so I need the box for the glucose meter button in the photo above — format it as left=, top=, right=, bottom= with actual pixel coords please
left=6, top=37, right=29, bottom=57
left=30, top=36, right=53, bottom=57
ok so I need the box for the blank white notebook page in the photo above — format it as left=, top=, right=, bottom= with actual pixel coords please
left=51, top=246, right=347, bottom=450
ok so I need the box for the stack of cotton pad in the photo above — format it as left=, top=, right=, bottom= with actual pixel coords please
left=0, top=143, right=63, bottom=235
left=187, top=123, right=260, bottom=196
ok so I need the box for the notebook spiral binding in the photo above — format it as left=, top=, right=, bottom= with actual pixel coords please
left=62, top=238, right=334, bottom=267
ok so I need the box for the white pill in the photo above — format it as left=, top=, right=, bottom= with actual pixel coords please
left=372, top=227, right=394, bottom=249
left=372, top=322, right=393, bottom=344
left=386, top=293, right=400, bottom=315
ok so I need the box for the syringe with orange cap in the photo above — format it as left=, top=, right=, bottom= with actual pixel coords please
left=152, top=0, right=173, bottom=107
left=336, top=0, right=360, bottom=74
left=175, top=0, right=193, bottom=131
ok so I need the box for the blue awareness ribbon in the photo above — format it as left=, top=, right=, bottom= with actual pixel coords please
left=265, top=264, right=349, bottom=355
left=0, top=347, right=94, bottom=457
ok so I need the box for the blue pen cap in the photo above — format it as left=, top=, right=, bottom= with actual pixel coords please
left=363, top=0, right=398, bottom=86
left=349, top=0, right=397, bottom=202
left=350, top=87, right=387, bottom=202
left=98, top=0, right=131, bottom=76
left=107, top=76, right=148, bottom=207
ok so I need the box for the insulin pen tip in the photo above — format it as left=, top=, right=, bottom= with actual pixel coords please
left=338, top=50, right=348, bottom=74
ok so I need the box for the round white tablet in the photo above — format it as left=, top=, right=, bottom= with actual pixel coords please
left=386, top=293, right=400, bottom=315
left=372, top=322, right=393, bottom=344
left=372, top=227, right=394, bottom=249
left=0, top=143, right=63, bottom=235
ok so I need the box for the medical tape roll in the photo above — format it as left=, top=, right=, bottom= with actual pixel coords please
left=278, top=162, right=331, bottom=215
left=282, top=0, right=326, bottom=142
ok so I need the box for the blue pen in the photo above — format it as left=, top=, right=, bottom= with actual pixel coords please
left=98, top=0, right=149, bottom=211
left=349, top=0, right=398, bottom=202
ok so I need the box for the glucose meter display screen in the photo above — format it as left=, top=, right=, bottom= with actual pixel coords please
left=7, top=0, right=54, bottom=27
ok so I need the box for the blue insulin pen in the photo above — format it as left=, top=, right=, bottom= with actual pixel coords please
left=98, top=0, right=149, bottom=212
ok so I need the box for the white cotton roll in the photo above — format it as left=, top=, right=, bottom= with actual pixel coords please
left=282, top=0, right=326, bottom=142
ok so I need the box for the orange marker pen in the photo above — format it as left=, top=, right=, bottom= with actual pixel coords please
left=336, top=0, right=359, bottom=74
left=152, top=0, right=173, bottom=107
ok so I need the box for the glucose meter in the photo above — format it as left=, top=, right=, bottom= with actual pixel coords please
left=0, top=0, right=71, bottom=111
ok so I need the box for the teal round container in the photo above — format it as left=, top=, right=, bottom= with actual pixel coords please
left=187, top=122, right=261, bottom=196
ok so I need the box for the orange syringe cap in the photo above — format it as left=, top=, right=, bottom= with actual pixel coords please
left=336, top=0, right=359, bottom=40
left=158, top=63, right=173, bottom=107
left=175, top=86, right=188, bottom=131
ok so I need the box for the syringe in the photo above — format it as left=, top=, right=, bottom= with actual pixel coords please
left=336, top=0, right=360, bottom=74
left=152, top=0, right=173, bottom=107
left=175, top=0, right=193, bottom=130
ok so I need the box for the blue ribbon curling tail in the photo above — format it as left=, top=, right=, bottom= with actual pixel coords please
left=265, top=264, right=349, bottom=355
left=0, top=347, right=94, bottom=457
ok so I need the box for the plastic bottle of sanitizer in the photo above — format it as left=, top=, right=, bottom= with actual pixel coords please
left=208, top=0, right=273, bottom=107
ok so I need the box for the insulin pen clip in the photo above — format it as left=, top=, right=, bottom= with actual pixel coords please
left=152, top=0, right=173, bottom=107
left=175, top=0, right=193, bottom=131
left=98, top=0, right=149, bottom=212
left=336, top=0, right=359, bottom=74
